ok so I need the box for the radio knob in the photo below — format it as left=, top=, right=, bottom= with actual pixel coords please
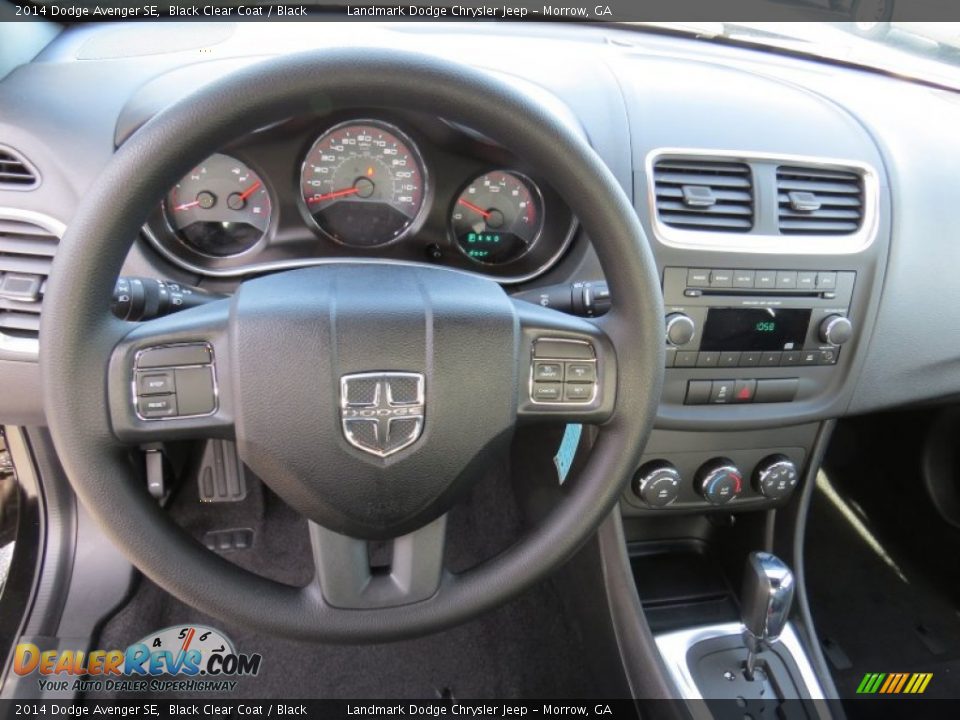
left=753, top=454, right=799, bottom=500
left=819, top=315, right=853, bottom=346
left=665, top=313, right=696, bottom=346
left=633, top=460, right=682, bottom=508
left=695, top=458, right=743, bottom=506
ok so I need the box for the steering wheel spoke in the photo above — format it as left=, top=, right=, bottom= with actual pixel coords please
left=107, top=298, right=234, bottom=443
left=308, top=515, right=447, bottom=609
left=513, top=298, right=617, bottom=424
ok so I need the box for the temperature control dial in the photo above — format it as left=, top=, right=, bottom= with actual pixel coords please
left=633, top=461, right=682, bottom=508
left=753, top=455, right=799, bottom=500
left=695, top=458, right=743, bottom=505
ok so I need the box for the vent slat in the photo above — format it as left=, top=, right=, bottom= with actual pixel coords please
left=653, top=159, right=754, bottom=233
left=777, top=165, right=864, bottom=236
left=0, top=215, right=61, bottom=345
left=0, top=147, right=38, bottom=188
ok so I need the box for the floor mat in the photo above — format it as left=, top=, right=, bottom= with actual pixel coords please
left=92, top=462, right=602, bottom=699
left=805, top=472, right=960, bottom=699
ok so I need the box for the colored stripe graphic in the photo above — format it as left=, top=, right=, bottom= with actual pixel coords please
left=857, top=672, right=932, bottom=694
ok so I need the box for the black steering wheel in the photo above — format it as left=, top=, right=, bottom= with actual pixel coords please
left=40, top=49, right=664, bottom=642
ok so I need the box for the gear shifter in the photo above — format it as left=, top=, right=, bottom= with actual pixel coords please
left=740, top=551, right=795, bottom=680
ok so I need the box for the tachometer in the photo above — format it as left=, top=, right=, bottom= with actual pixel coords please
left=451, top=170, right=543, bottom=265
left=299, top=120, right=427, bottom=247
left=165, top=154, right=270, bottom=257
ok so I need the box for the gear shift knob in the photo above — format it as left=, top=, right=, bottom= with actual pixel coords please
left=740, top=552, right=795, bottom=679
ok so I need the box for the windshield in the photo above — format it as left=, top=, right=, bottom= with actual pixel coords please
left=706, top=22, right=960, bottom=90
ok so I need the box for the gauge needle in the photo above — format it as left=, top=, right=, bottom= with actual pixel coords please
left=173, top=200, right=201, bottom=211
left=238, top=179, right=262, bottom=201
left=308, top=187, right=360, bottom=204
left=458, top=198, right=492, bottom=219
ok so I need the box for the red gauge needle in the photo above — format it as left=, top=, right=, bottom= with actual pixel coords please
left=457, top=198, right=492, bottom=219
left=238, top=179, right=262, bottom=201
left=308, top=187, right=360, bottom=204
left=173, top=200, right=200, bottom=211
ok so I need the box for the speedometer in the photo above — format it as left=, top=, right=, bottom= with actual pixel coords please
left=299, top=120, right=427, bottom=247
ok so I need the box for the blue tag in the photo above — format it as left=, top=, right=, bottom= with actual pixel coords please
left=553, top=423, right=583, bottom=485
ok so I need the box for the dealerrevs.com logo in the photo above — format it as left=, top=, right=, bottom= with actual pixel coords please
left=14, top=625, right=262, bottom=693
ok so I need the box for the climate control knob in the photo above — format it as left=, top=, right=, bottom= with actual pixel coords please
left=819, top=315, right=853, bottom=346
left=633, top=461, right=682, bottom=508
left=665, top=313, right=696, bottom=346
left=753, top=454, right=799, bottom=500
left=695, top=458, right=743, bottom=505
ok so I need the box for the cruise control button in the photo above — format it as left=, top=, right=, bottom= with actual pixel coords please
left=137, top=343, right=212, bottom=368
left=564, top=383, right=594, bottom=402
left=174, top=366, right=216, bottom=416
left=138, top=395, right=177, bottom=418
left=534, top=362, right=564, bottom=382
left=137, top=371, right=175, bottom=396
left=565, top=362, right=596, bottom=383
left=534, top=339, right=594, bottom=360
left=532, top=383, right=562, bottom=402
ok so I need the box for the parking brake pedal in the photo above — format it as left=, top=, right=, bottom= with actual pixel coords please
left=198, top=439, right=248, bottom=503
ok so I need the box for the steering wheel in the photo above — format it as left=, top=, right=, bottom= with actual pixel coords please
left=40, top=49, right=664, bottom=642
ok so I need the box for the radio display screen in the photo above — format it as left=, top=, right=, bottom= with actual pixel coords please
left=701, top=308, right=812, bottom=352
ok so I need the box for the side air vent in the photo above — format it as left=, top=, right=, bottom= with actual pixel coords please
left=0, top=212, right=63, bottom=356
left=0, top=146, right=39, bottom=189
left=777, top=166, right=864, bottom=235
left=653, top=159, right=754, bottom=233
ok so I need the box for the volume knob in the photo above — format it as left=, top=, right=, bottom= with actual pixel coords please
left=819, top=315, right=853, bottom=346
left=665, top=313, right=696, bottom=346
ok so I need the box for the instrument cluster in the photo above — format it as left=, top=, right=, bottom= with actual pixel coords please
left=145, top=114, right=577, bottom=283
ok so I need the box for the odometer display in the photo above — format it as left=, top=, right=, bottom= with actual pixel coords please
left=451, top=171, right=543, bottom=265
left=300, top=120, right=426, bottom=247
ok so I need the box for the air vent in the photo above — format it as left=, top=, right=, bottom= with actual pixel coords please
left=0, top=212, right=63, bottom=356
left=653, top=159, right=753, bottom=232
left=777, top=166, right=864, bottom=235
left=0, top=146, right=39, bottom=189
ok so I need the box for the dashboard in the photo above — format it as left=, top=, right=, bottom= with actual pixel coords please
left=3, top=21, right=960, bottom=512
left=141, top=112, right=575, bottom=283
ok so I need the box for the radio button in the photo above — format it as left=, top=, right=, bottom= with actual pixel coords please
left=685, top=380, right=713, bottom=405
left=709, top=269, right=733, bottom=288
left=797, top=271, right=817, bottom=290
left=710, top=380, right=736, bottom=404
left=819, top=349, right=840, bottom=365
left=756, top=270, right=776, bottom=289
left=760, top=351, right=782, bottom=367
left=675, top=351, right=698, bottom=368
left=776, top=271, right=798, bottom=289
left=696, top=351, right=720, bottom=368
left=718, top=352, right=741, bottom=368
left=780, top=351, right=802, bottom=366
left=687, top=268, right=711, bottom=288
left=733, top=270, right=755, bottom=288
left=816, top=272, right=837, bottom=289
left=801, top=350, right=819, bottom=365
left=739, top=352, right=761, bottom=367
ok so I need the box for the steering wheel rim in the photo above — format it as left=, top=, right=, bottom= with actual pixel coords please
left=40, top=48, right=664, bottom=642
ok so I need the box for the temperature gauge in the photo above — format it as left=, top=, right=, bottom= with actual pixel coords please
left=451, top=170, right=543, bottom=265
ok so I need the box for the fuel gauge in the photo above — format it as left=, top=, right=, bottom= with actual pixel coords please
left=451, top=170, right=543, bottom=265
left=165, top=154, right=271, bottom=257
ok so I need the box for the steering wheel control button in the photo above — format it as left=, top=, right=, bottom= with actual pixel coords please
left=532, top=382, right=562, bottom=402
left=753, top=455, right=800, bottom=500
left=563, top=383, right=594, bottom=402
left=533, top=338, right=595, bottom=360
left=136, top=371, right=175, bottom=396
left=565, top=362, right=596, bottom=383
left=696, top=458, right=743, bottom=505
left=633, top=461, right=682, bottom=508
left=137, top=395, right=178, bottom=418
left=136, top=343, right=212, bottom=368
left=534, top=362, right=564, bottom=381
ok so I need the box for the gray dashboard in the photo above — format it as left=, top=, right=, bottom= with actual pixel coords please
left=0, top=21, right=958, bottom=431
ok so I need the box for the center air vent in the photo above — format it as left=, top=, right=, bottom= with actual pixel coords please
left=653, top=159, right=753, bottom=233
left=0, top=146, right=39, bottom=189
left=0, top=212, right=63, bottom=356
left=777, top=166, right=864, bottom=235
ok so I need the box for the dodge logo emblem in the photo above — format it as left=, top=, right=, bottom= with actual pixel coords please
left=339, top=372, right=425, bottom=457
